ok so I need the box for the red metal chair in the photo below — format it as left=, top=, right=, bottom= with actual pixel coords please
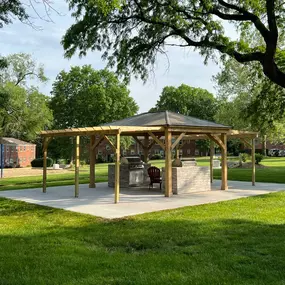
left=147, top=166, right=162, bottom=190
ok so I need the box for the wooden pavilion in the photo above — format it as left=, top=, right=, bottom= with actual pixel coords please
left=40, top=111, right=258, bottom=203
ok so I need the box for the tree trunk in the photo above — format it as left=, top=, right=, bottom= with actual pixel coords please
left=262, top=135, right=267, bottom=156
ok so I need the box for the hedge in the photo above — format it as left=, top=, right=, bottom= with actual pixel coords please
left=31, top=157, right=53, bottom=167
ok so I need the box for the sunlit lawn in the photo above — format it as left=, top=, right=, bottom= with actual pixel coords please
left=1, top=191, right=285, bottom=284
left=1, top=157, right=285, bottom=191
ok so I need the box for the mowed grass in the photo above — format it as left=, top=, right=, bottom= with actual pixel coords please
left=1, top=192, right=285, bottom=284
left=1, top=157, right=285, bottom=191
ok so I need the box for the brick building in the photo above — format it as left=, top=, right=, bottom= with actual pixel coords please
left=0, top=137, right=36, bottom=167
left=95, top=138, right=204, bottom=162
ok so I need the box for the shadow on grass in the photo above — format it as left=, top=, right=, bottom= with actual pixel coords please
left=1, top=196, right=285, bottom=285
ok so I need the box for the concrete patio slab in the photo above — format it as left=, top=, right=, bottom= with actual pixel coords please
left=0, top=180, right=284, bottom=219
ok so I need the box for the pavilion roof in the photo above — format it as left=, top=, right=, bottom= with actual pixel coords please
left=102, top=111, right=230, bottom=129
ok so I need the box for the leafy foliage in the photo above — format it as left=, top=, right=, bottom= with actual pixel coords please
left=63, top=0, right=285, bottom=87
left=0, top=83, right=53, bottom=141
left=255, top=153, right=264, bottom=164
left=31, top=157, right=53, bottom=167
left=0, top=0, right=28, bottom=28
left=214, top=58, right=285, bottom=144
left=0, top=1, right=58, bottom=29
left=49, top=66, right=139, bottom=159
left=50, top=66, right=138, bottom=129
left=0, top=53, right=48, bottom=87
left=151, top=84, right=217, bottom=121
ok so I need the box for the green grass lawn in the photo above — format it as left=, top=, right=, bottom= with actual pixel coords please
left=1, top=192, right=285, bottom=284
left=1, top=157, right=285, bottom=191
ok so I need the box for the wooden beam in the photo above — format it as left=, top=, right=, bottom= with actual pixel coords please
left=221, top=133, right=228, bottom=190
left=115, top=133, right=121, bottom=203
left=210, top=140, right=214, bottom=184
left=175, top=148, right=180, bottom=159
left=207, top=134, right=226, bottom=150
left=91, top=135, right=105, bottom=150
left=164, top=128, right=172, bottom=197
left=42, top=137, right=49, bottom=193
left=132, top=136, right=146, bottom=149
left=89, top=135, right=96, bottom=188
left=147, top=135, right=161, bottom=150
left=104, top=135, right=116, bottom=151
left=75, top=136, right=80, bottom=198
left=171, top=133, right=186, bottom=150
left=240, top=138, right=252, bottom=149
left=143, top=135, right=149, bottom=163
left=252, top=138, right=256, bottom=186
left=148, top=132, right=165, bottom=150
left=177, top=140, right=187, bottom=150
left=168, top=127, right=231, bottom=134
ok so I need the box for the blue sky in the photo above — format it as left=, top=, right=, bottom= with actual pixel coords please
left=0, top=1, right=226, bottom=112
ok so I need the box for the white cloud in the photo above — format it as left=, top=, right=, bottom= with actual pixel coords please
left=1, top=0, right=223, bottom=113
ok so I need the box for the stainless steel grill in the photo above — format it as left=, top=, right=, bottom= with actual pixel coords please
left=124, top=156, right=144, bottom=170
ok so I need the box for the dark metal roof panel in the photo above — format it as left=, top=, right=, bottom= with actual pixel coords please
left=102, top=111, right=231, bottom=129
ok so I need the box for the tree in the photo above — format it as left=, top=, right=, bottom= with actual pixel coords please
left=214, top=58, right=285, bottom=154
left=63, top=0, right=285, bottom=88
left=0, top=53, right=53, bottom=142
left=151, top=84, right=216, bottom=154
left=49, top=66, right=139, bottom=159
left=0, top=82, right=53, bottom=141
left=0, top=0, right=56, bottom=29
left=151, top=84, right=217, bottom=120
left=0, top=53, right=48, bottom=86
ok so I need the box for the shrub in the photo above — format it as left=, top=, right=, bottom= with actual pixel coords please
left=255, top=153, right=264, bottom=165
left=80, top=160, right=86, bottom=166
left=151, top=154, right=162, bottom=160
left=31, top=157, right=53, bottom=167
left=96, top=155, right=105, bottom=163
left=239, top=153, right=249, bottom=163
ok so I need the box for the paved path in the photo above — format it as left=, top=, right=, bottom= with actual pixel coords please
left=0, top=180, right=284, bottom=219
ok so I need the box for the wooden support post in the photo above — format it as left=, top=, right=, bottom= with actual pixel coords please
left=43, top=137, right=48, bottom=193
left=143, top=135, right=149, bottom=163
left=89, top=135, right=96, bottom=188
left=115, top=132, right=121, bottom=203
left=75, top=136, right=80, bottom=198
left=175, top=148, right=180, bottom=159
left=165, top=128, right=172, bottom=197
left=221, top=133, right=228, bottom=190
left=252, top=138, right=256, bottom=186
left=210, top=140, right=214, bottom=184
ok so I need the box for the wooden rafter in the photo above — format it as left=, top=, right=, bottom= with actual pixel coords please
left=132, top=136, right=146, bottom=148
left=91, top=135, right=105, bottom=150
left=148, top=135, right=161, bottom=150
left=104, top=135, right=116, bottom=151
left=171, top=133, right=186, bottom=150
left=207, top=134, right=225, bottom=150
left=178, top=140, right=187, bottom=150
left=148, top=132, right=165, bottom=150
left=240, top=138, right=252, bottom=149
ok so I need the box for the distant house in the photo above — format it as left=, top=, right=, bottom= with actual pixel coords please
left=0, top=137, right=36, bottom=167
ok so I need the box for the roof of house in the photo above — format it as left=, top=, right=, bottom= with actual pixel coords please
left=0, top=137, right=36, bottom=146
left=101, top=111, right=231, bottom=129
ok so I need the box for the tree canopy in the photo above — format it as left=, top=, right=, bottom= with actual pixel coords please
left=214, top=58, right=285, bottom=145
left=0, top=0, right=56, bottom=29
left=49, top=66, right=138, bottom=160
left=0, top=53, right=53, bottom=141
left=0, top=53, right=48, bottom=86
left=151, top=84, right=217, bottom=120
left=50, top=66, right=138, bottom=129
left=63, top=0, right=285, bottom=88
left=0, top=83, right=53, bottom=141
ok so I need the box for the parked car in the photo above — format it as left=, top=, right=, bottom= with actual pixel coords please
left=280, top=150, right=285, bottom=157
left=268, top=149, right=280, bottom=156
